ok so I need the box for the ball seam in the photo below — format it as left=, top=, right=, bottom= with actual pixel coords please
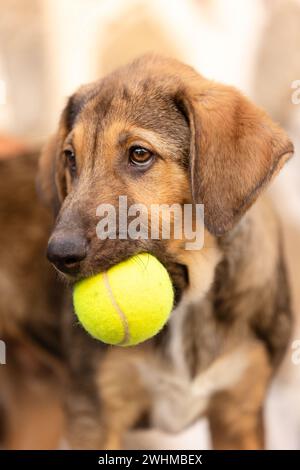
left=103, top=271, right=130, bottom=345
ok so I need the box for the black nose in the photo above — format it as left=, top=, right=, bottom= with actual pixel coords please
left=47, top=231, right=87, bottom=275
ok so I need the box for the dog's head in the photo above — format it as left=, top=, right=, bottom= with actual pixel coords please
left=39, top=55, right=293, bottom=300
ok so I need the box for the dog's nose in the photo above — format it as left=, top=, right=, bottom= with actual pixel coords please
left=47, top=231, right=87, bottom=275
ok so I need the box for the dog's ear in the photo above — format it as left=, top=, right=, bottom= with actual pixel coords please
left=37, top=93, right=82, bottom=213
left=37, top=133, right=67, bottom=214
left=37, top=91, right=88, bottom=212
left=176, top=82, right=293, bottom=236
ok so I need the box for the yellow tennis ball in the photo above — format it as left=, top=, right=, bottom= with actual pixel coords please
left=73, top=253, right=174, bottom=346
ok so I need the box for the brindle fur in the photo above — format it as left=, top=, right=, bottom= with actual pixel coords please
left=39, top=55, right=293, bottom=449
left=0, top=151, right=65, bottom=448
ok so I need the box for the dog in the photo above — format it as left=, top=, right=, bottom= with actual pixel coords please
left=0, top=146, right=65, bottom=448
left=39, top=54, right=294, bottom=449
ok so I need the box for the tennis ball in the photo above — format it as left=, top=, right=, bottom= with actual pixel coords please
left=73, top=253, right=174, bottom=346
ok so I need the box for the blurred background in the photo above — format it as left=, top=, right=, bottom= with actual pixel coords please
left=0, top=0, right=299, bottom=449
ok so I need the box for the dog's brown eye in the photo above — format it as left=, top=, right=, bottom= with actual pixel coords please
left=129, top=146, right=154, bottom=168
left=64, top=149, right=77, bottom=176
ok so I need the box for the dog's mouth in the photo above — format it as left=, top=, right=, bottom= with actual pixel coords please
left=164, top=261, right=189, bottom=305
left=51, top=243, right=188, bottom=307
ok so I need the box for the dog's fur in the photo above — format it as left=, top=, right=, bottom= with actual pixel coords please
left=0, top=150, right=65, bottom=448
left=39, top=55, right=293, bottom=449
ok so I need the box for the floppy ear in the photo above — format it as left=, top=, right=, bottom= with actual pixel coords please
left=177, top=82, right=293, bottom=236
left=37, top=91, right=87, bottom=212
left=37, top=133, right=66, bottom=215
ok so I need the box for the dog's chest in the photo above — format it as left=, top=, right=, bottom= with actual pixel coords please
left=141, top=303, right=210, bottom=433
left=139, top=303, right=249, bottom=433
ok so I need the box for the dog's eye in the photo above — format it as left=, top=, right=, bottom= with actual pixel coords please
left=129, top=146, right=154, bottom=168
left=64, top=148, right=77, bottom=176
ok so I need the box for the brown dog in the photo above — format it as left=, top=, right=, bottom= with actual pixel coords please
left=0, top=148, right=65, bottom=448
left=39, top=54, right=293, bottom=449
